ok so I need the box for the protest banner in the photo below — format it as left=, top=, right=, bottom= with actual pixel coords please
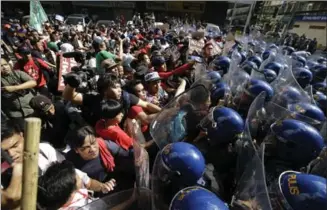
left=56, top=53, right=78, bottom=91
left=188, top=38, right=205, bottom=55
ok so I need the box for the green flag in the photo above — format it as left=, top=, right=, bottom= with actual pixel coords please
left=30, top=0, right=48, bottom=33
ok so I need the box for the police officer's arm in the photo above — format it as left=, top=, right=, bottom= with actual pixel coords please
left=136, top=99, right=161, bottom=113
left=62, top=84, right=84, bottom=105
left=1, top=163, right=23, bottom=209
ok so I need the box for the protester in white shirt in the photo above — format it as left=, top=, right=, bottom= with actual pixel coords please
left=38, top=161, right=115, bottom=209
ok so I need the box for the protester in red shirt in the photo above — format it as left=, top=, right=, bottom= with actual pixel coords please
left=151, top=55, right=196, bottom=80
left=14, top=46, right=52, bottom=96
left=95, top=100, right=134, bottom=150
left=125, top=80, right=158, bottom=133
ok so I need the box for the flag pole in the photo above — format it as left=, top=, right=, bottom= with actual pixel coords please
left=21, top=118, right=41, bottom=210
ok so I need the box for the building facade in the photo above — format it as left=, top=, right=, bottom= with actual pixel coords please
left=258, top=1, right=327, bottom=47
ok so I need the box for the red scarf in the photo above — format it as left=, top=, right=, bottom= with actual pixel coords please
left=97, top=138, right=115, bottom=172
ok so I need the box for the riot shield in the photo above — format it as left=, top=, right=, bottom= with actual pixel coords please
left=231, top=144, right=273, bottom=210
left=77, top=188, right=152, bottom=210
left=150, top=85, right=210, bottom=149
left=270, top=56, right=311, bottom=106
left=234, top=92, right=266, bottom=181
left=151, top=150, right=172, bottom=210
left=304, top=85, right=316, bottom=104
left=133, top=141, right=150, bottom=190
left=125, top=119, right=150, bottom=189
left=251, top=51, right=277, bottom=81
left=191, top=62, right=213, bottom=90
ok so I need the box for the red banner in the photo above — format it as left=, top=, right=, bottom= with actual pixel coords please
left=56, top=53, right=78, bottom=91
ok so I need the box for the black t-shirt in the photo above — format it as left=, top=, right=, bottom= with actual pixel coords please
left=65, top=140, right=135, bottom=190
left=82, top=91, right=139, bottom=126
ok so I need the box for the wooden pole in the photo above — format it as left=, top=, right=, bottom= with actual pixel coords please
left=21, top=118, right=41, bottom=210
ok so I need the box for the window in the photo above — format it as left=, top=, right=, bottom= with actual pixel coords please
left=307, top=3, right=314, bottom=11
left=309, top=25, right=326, bottom=30
left=293, top=25, right=300, bottom=28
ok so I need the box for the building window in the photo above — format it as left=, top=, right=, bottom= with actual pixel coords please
left=306, top=3, right=313, bottom=11
left=309, top=25, right=326, bottom=30
left=293, top=25, right=300, bottom=28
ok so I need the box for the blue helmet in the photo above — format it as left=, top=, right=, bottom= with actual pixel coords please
left=271, top=119, right=325, bottom=167
left=317, top=56, right=327, bottom=64
left=288, top=102, right=326, bottom=126
left=262, top=50, right=273, bottom=61
left=278, top=171, right=327, bottom=210
left=207, top=71, right=221, bottom=84
left=213, top=56, right=231, bottom=75
left=239, top=51, right=247, bottom=64
left=314, top=91, right=327, bottom=115
left=151, top=55, right=166, bottom=67
left=264, top=62, right=284, bottom=75
left=245, top=79, right=274, bottom=101
left=268, top=43, right=278, bottom=50
left=263, top=68, right=278, bottom=83
left=283, top=46, right=295, bottom=55
left=312, top=81, right=326, bottom=93
left=161, top=142, right=206, bottom=186
left=275, top=86, right=303, bottom=106
left=248, top=41, right=255, bottom=47
left=241, top=60, right=258, bottom=75
left=207, top=107, right=244, bottom=145
left=292, top=67, right=313, bottom=88
left=310, top=64, right=327, bottom=83
left=211, top=82, right=230, bottom=105
left=306, top=60, right=319, bottom=70
left=247, top=55, right=262, bottom=69
left=170, top=186, right=229, bottom=210
left=292, top=55, right=306, bottom=68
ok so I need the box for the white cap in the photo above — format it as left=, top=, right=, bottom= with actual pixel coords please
left=55, top=15, right=64, bottom=22
left=60, top=43, right=74, bottom=53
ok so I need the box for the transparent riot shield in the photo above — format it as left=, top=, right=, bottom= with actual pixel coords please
left=251, top=50, right=277, bottom=81
left=77, top=188, right=152, bottom=210
left=133, top=141, right=150, bottom=190
left=150, top=85, right=210, bottom=149
left=233, top=92, right=266, bottom=182
left=151, top=150, right=173, bottom=210
left=125, top=119, right=150, bottom=189
left=304, top=85, right=316, bottom=104
left=191, top=62, right=214, bottom=91
left=270, top=56, right=311, bottom=106
left=231, top=144, right=273, bottom=210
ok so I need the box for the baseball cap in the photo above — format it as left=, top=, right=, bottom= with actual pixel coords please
left=145, top=72, right=161, bottom=82
left=101, top=58, right=119, bottom=69
left=93, top=36, right=104, bottom=44
left=17, top=46, right=31, bottom=55
left=135, top=65, right=149, bottom=77
left=29, top=95, right=53, bottom=113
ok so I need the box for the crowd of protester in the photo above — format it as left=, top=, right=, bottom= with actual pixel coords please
left=0, top=13, right=212, bottom=209
left=2, top=11, right=326, bottom=210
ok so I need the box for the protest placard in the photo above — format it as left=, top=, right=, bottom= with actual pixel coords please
left=188, top=38, right=205, bottom=55
left=56, top=53, right=78, bottom=91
